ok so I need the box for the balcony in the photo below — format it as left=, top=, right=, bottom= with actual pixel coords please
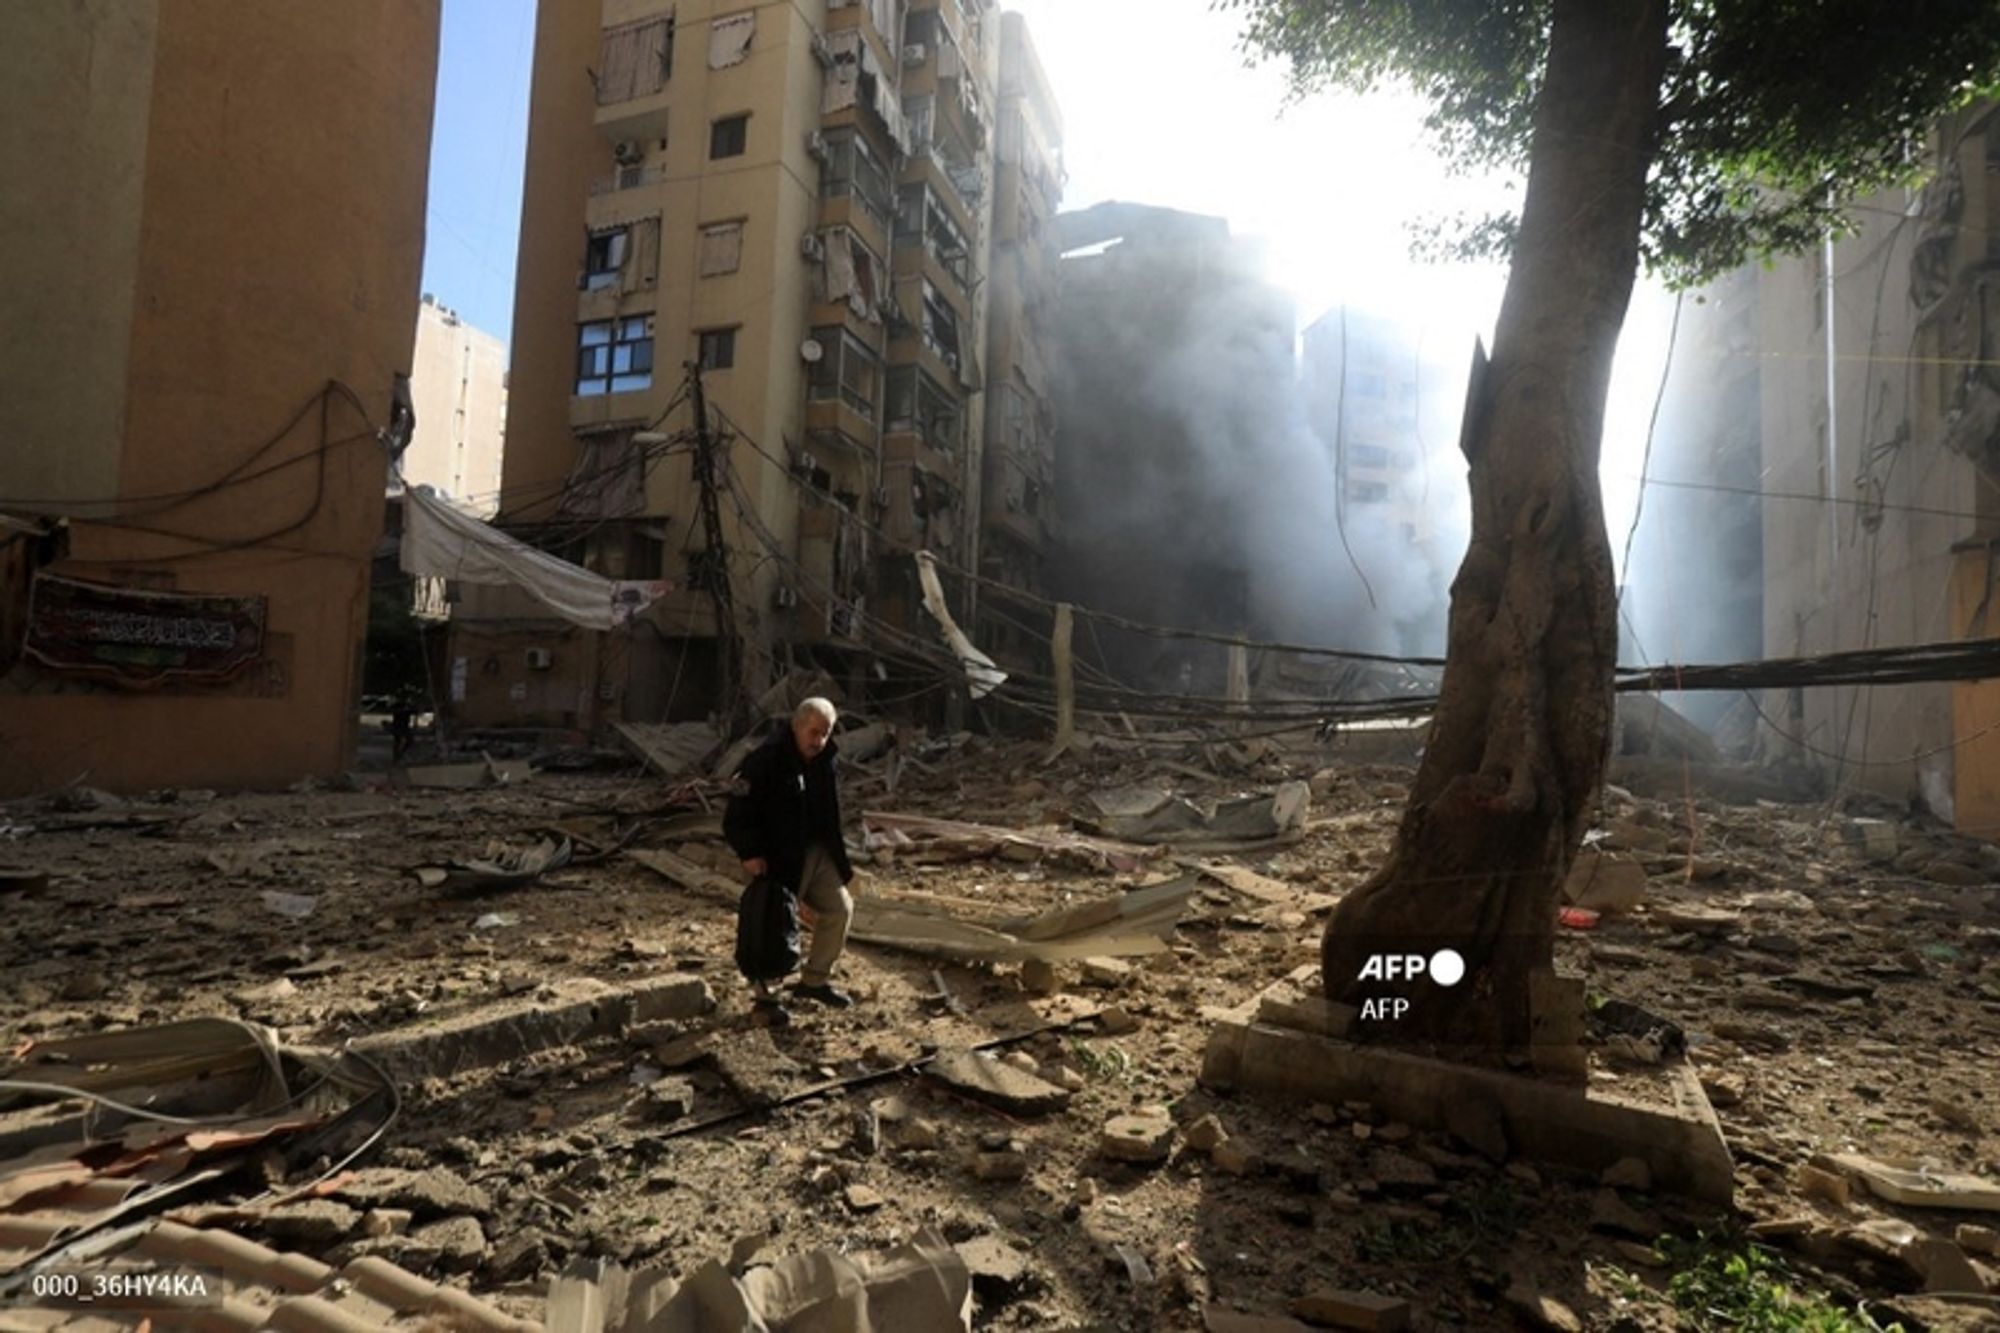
left=589, top=164, right=669, bottom=197
left=593, top=13, right=674, bottom=138
left=804, top=400, right=881, bottom=458
left=984, top=503, right=1046, bottom=552
left=822, top=0, right=897, bottom=82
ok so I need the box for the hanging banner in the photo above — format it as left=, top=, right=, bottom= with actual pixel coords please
left=23, top=574, right=267, bottom=688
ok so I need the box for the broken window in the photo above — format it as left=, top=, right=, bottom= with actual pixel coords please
left=1347, top=479, right=1389, bottom=503
left=885, top=366, right=960, bottom=454
left=1348, top=443, right=1391, bottom=469
left=710, top=113, right=748, bottom=160
left=807, top=326, right=880, bottom=415
left=819, top=129, right=892, bottom=226
left=919, top=279, right=961, bottom=372
left=699, top=220, right=744, bottom=276
left=815, top=227, right=883, bottom=318
left=707, top=11, right=754, bottom=68
left=597, top=14, right=675, bottom=104
left=575, top=316, right=653, bottom=396
left=698, top=327, right=737, bottom=371
left=584, top=227, right=629, bottom=291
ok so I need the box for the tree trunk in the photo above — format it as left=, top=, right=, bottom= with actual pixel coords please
left=1320, top=0, right=1669, bottom=1062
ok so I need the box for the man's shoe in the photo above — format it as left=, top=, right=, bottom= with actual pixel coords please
left=793, top=983, right=853, bottom=1009
left=753, top=997, right=792, bottom=1027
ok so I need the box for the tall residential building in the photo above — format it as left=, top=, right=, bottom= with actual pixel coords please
left=1051, top=204, right=1295, bottom=692
left=0, top=1, right=439, bottom=795
left=973, top=13, right=1063, bottom=664
left=405, top=295, right=510, bottom=515
left=457, top=0, right=1026, bottom=731
left=1298, top=306, right=1470, bottom=654
left=1751, top=100, right=2000, bottom=828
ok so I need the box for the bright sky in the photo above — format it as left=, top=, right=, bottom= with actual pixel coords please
left=416, top=0, right=1673, bottom=573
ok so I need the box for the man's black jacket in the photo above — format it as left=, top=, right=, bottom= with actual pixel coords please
left=722, top=725, right=855, bottom=894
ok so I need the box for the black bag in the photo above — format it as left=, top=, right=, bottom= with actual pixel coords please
left=734, top=876, right=801, bottom=982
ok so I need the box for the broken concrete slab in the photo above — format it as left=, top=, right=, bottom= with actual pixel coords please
left=1256, top=992, right=1357, bottom=1040
left=348, top=975, right=714, bottom=1081
left=1202, top=1020, right=1732, bottom=1203
left=926, top=1048, right=1073, bottom=1116
left=613, top=720, right=721, bottom=778
left=956, top=1234, right=1031, bottom=1302
left=1824, top=1153, right=2000, bottom=1212
left=332, top=1168, right=494, bottom=1219
left=1100, top=1110, right=1176, bottom=1165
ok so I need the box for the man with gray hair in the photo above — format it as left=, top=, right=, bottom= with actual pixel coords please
left=723, top=696, right=857, bottom=1024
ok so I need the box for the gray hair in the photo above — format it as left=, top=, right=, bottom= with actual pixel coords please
left=793, top=696, right=837, bottom=726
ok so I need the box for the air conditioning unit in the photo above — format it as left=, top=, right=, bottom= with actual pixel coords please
left=794, top=451, right=819, bottom=476
left=612, top=139, right=644, bottom=166
left=525, top=647, right=554, bottom=671
left=810, top=33, right=836, bottom=68
left=872, top=486, right=891, bottom=510
left=805, top=131, right=829, bottom=162
left=800, top=231, right=826, bottom=262
left=902, top=43, right=927, bottom=67
left=772, top=585, right=800, bottom=609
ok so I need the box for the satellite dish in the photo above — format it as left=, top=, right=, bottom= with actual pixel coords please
left=800, top=338, right=825, bottom=364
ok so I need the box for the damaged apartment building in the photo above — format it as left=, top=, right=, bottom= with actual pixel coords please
left=1636, top=99, right=2000, bottom=832
left=0, top=2, right=439, bottom=795
left=450, top=0, right=1064, bottom=733
left=1053, top=205, right=1330, bottom=695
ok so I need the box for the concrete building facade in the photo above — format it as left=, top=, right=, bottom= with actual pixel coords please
left=973, top=13, right=1063, bottom=665
left=1753, top=101, right=2000, bottom=829
left=457, top=0, right=1035, bottom=732
left=405, top=295, right=510, bottom=516
left=0, top=0, right=439, bottom=795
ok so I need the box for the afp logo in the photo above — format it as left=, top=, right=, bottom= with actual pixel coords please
left=1357, top=949, right=1467, bottom=986
left=1354, top=948, right=1468, bottom=1021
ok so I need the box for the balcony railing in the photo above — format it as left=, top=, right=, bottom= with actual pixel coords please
left=589, top=165, right=668, bottom=196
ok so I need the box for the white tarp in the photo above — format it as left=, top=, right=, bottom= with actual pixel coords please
left=914, top=552, right=1003, bottom=697
left=399, top=484, right=669, bottom=631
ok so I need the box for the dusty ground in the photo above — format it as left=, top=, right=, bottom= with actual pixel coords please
left=3, top=730, right=2000, bottom=1331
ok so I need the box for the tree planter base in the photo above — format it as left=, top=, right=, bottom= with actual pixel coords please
left=1202, top=1008, right=1732, bottom=1204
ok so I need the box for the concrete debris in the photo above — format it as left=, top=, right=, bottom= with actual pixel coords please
left=1019, top=958, right=1060, bottom=994
left=414, top=834, right=573, bottom=893
left=1185, top=1113, right=1229, bottom=1153
left=546, top=1226, right=971, bottom=1332
left=971, top=1150, right=1029, bottom=1182
left=1796, top=1163, right=1851, bottom=1207
left=1824, top=1154, right=2000, bottom=1211
left=926, top=1047, right=1072, bottom=1115
left=406, top=752, right=531, bottom=789
left=955, top=1234, right=1032, bottom=1302
left=1082, top=780, right=1310, bottom=847
left=613, top=720, right=721, bottom=779
left=1955, top=1224, right=2000, bottom=1258
left=861, top=810, right=1156, bottom=873
left=849, top=875, right=1200, bottom=964
left=1100, top=1110, right=1176, bottom=1165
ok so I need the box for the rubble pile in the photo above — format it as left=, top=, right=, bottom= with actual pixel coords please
left=2, top=730, right=1998, bottom=1330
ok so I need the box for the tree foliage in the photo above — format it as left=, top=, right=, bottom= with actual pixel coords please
left=1222, top=0, right=2000, bottom=285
